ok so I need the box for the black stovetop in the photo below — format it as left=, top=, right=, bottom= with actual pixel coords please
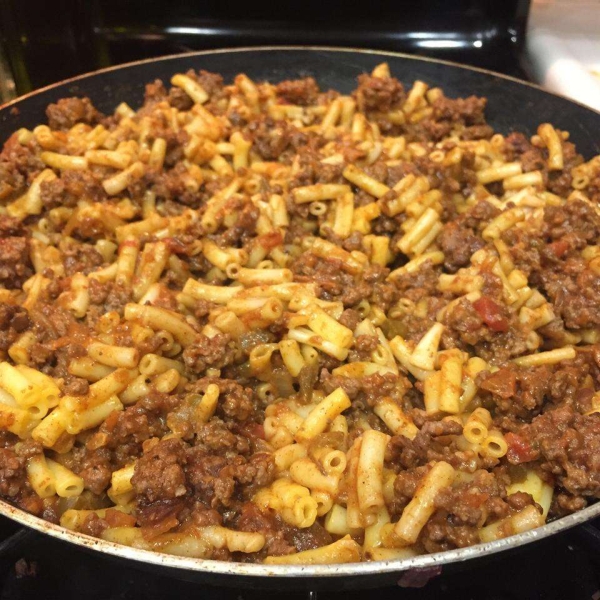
left=1, top=515, right=599, bottom=600
left=1, top=0, right=532, bottom=98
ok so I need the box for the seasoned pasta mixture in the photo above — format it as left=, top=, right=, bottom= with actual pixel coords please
left=0, top=63, right=599, bottom=564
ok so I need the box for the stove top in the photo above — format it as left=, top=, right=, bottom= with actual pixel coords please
left=0, top=0, right=532, bottom=101
left=0, top=515, right=599, bottom=600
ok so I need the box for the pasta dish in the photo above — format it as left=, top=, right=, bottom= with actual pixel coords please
left=0, top=62, right=598, bottom=564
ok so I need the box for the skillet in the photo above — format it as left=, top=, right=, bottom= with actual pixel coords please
left=1, top=46, right=600, bottom=590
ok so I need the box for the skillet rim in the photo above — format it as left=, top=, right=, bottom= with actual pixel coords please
left=1, top=45, right=600, bottom=578
left=2, top=44, right=600, bottom=119
left=1, top=496, right=600, bottom=578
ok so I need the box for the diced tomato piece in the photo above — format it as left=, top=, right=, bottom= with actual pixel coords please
left=240, top=423, right=265, bottom=440
left=142, top=514, right=179, bottom=540
left=547, top=239, right=570, bottom=258
left=473, top=296, right=509, bottom=332
left=104, top=509, right=136, bottom=528
left=479, top=368, right=517, bottom=399
left=505, top=432, right=538, bottom=464
left=463, top=491, right=489, bottom=508
left=258, top=231, right=284, bottom=251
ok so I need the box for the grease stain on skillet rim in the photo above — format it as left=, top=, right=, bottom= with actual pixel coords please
left=1, top=45, right=600, bottom=577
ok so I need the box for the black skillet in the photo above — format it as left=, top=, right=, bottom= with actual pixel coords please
left=1, top=46, right=599, bottom=591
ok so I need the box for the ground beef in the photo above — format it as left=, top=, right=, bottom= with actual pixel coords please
left=439, top=221, right=485, bottom=272
left=391, top=465, right=429, bottom=514
left=550, top=354, right=599, bottom=406
left=439, top=221, right=485, bottom=273
left=547, top=140, right=582, bottom=196
left=150, top=163, right=203, bottom=207
left=194, top=420, right=252, bottom=455
left=188, top=377, right=257, bottom=422
left=163, top=71, right=224, bottom=112
left=276, top=78, right=320, bottom=106
left=509, top=405, right=600, bottom=501
left=504, top=132, right=534, bottom=161
left=197, top=70, right=225, bottom=98
left=40, top=169, right=106, bottom=210
left=46, top=97, right=103, bottom=130
left=546, top=199, right=600, bottom=244
left=80, top=513, right=110, bottom=538
left=0, top=448, right=27, bottom=499
left=61, top=376, right=90, bottom=396
left=513, top=200, right=600, bottom=330
left=245, top=116, right=299, bottom=161
left=0, top=135, right=44, bottom=198
left=413, top=153, right=478, bottom=197
left=210, top=199, right=259, bottom=247
left=338, top=309, right=361, bottom=331
left=62, top=243, right=104, bottom=276
left=432, top=95, right=488, bottom=127
left=287, top=150, right=345, bottom=192
left=587, top=163, right=600, bottom=204
left=78, top=452, right=113, bottom=496
left=86, top=280, right=132, bottom=313
left=0, top=237, right=32, bottom=288
left=144, top=79, right=167, bottom=105
left=102, top=407, right=156, bottom=448
left=160, top=129, right=190, bottom=168
left=167, top=86, right=193, bottom=111
left=387, top=419, right=466, bottom=473
left=132, top=438, right=188, bottom=503
left=291, top=252, right=398, bottom=310
left=354, top=74, right=405, bottom=113
left=437, top=199, right=499, bottom=269
left=479, top=365, right=551, bottom=419
left=504, top=132, right=582, bottom=196
left=182, top=334, right=237, bottom=374
left=348, top=334, right=379, bottom=362
left=185, top=447, right=275, bottom=509
left=420, top=470, right=514, bottom=552
left=321, top=370, right=410, bottom=408
left=405, top=95, right=491, bottom=143
left=29, top=303, right=84, bottom=343
left=442, top=297, right=528, bottom=364
left=234, top=502, right=295, bottom=557
left=389, top=264, right=442, bottom=310
left=540, top=257, right=589, bottom=306
left=503, top=132, right=546, bottom=173
left=540, top=262, right=598, bottom=330
left=0, top=304, right=30, bottom=357
left=283, top=520, right=333, bottom=552
left=0, top=215, right=25, bottom=237
left=96, top=400, right=170, bottom=468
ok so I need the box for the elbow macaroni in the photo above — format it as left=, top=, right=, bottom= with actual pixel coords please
left=0, top=61, right=595, bottom=567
